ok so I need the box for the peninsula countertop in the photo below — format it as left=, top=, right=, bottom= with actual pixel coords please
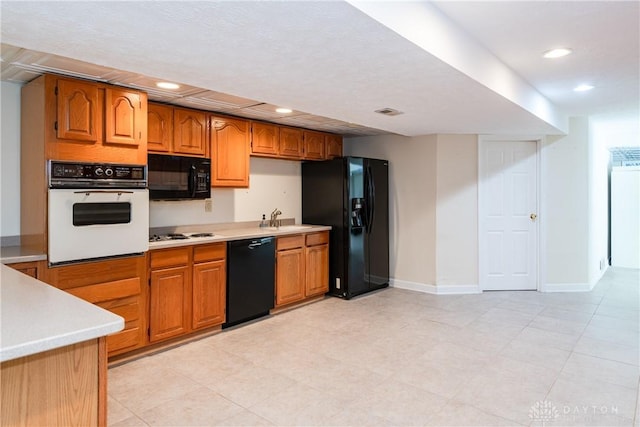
left=0, top=264, right=124, bottom=362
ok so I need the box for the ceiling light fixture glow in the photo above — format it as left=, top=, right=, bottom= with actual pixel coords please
left=156, top=82, right=180, bottom=90
left=543, top=48, right=573, bottom=59
left=574, top=84, right=594, bottom=92
left=275, top=107, right=292, bottom=114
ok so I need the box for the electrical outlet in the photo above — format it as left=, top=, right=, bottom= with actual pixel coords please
left=204, top=199, right=212, bottom=212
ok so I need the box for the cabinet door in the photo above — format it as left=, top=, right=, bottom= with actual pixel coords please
left=147, top=103, right=173, bottom=152
left=6, top=261, right=40, bottom=279
left=279, top=127, right=304, bottom=159
left=211, top=116, right=250, bottom=187
left=173, top=108, right=207, bottom=156
left=149, top=266, right=190, bottom=342
left=105, top=88, right=144, bottom=146
left=303, top=130, right=325, bottom=160
left=275, top=248, right=305, bottom=306
left=305, top=244, right=329, bottom=297
left=251, top=121, right=279, bottom=156
left=325, top=134, right=343, bottom=159
left=192, top=260, right=226, bottom=329
left=56, top=78, right=99, bottom=142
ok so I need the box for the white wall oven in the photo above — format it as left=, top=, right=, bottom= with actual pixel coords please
left=48, top=161, right=149, bottom=265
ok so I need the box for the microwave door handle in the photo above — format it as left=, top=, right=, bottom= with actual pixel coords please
left=189, top=165, right=197, bottom=198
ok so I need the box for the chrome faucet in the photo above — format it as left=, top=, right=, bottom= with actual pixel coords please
left=269, top=208, right=282, bottom=228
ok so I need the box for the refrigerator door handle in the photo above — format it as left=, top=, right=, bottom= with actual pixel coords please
left=364, top=165, right=375, bottom=233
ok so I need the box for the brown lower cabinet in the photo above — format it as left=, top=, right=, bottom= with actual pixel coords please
left=149, top=243, right=226, bottom=344
left=6, top=260, right=44, bottom=279
left=275, top=231, right=329, bottom=307
left=44, top=255, right=147, bottom=358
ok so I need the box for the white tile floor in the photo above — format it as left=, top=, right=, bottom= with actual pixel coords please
left=108, top=268, right=639, bottom=426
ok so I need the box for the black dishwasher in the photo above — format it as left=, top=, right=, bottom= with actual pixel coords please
left=223, top=237, right=275, bottom=328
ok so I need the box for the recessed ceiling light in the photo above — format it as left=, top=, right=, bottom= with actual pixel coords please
left=543, top=48, right=573, bottom=59
left=156, top=82, right=180, bottom=90
left=275, top=107, right=292, bottom=114
left=574, top=84, right=594, bottom=92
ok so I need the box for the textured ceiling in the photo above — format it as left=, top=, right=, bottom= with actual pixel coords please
left=1, top=1, right=638, bottom=137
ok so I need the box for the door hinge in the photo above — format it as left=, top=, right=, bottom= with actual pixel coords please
left=139, top=131, right=142, bottom=139
left=54, top=121, right=58, bottom=131
left=54, top=86, right=58, bottom=96
left=147, top=327, right=150, bottom=337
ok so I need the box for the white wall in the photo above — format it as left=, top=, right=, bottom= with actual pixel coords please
left=149, top=157, right=301, bottom=227
left=611, top=167, right=640, bottom=268
left=1, top=81, right=22, bottom=237
left=345, top=134, right=438, bottom=286
left=542, top=117, right=590, bottom=286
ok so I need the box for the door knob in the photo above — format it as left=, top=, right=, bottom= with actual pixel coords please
left=530, top=213, right=537, bottom=221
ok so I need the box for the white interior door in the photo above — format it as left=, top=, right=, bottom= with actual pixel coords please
left=479, top=139, right=538, bottom=291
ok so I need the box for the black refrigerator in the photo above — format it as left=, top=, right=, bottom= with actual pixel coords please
left=302, top=157, right=389, bottom=299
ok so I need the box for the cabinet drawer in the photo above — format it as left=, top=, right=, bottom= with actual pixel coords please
left=306, top=231, right=329, bottom=247
left=193, top=243, right=226, bottom=263
left=277, top=235, right=305, bottom=251
left=65, top=277, right=141, bottom=303
left=150, top=247, right=190, bottom=269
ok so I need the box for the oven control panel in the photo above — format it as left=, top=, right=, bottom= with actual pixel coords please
left=49, top=161, right=147, bottom=188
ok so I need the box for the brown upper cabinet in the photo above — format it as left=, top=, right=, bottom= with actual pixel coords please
left=249, top=121, right=342, bottom=161
left=250, top=121, right=279, bottom=157
left=173, top=107, right=207, bottom=157
left=278, top=127, right=304, bottom=159
left=147, top=103, right=207, bottom=157
left=210, top=116, right=250, bottom=187
left=147, top=103, right=173, bottom=152
left=303, top=130, right=325, bottom=160
left=325, top=134, right=343, bottom=159
left=24, top=74, right=148, bottom=164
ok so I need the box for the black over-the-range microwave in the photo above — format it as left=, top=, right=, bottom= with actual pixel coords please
left=148, top=154, right=211, bottom=200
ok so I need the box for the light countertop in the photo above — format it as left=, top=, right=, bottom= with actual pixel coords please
left=0, top=245, right=47, bottom=264
left=149, top=224, right=331, bottom=250
left=0, top=264, right=124, bottom=362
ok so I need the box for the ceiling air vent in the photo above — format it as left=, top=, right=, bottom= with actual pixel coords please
left=374, top=107, right=403, bottom=116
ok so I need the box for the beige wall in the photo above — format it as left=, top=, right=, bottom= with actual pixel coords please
left=435, top=134, right=478, bottom=286
left=1, top=81, right=22, bottom=237
left=149, top=157, right=301, bottom=227
left=345, top=134, right=438, bottom=286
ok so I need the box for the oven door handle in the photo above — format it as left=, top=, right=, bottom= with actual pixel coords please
left=73, top=190, right=135, bottom=195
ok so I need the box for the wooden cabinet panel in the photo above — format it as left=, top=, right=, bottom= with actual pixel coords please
left=211, top=116, right=250, bottom=187
left=303, top=130, right=325, bottom=160
left=149, top=266, right=190, bottom=342
left=46, top=256, right=147, bottom=356
left=275, top=247, right=305, bottom=306
left=193, top=242, right=226, bottom=263
left=276, top=235, right=305, bottom=251
left=279, top=127, right=304, bottom=159
left=305, top=244, right=329, bottom=297
left=56, top=78, right=100, bottom=143
left=105, top=88, right=145, bottom=146
left=251, top=121, right=279, bottom=156
left=149, top=247, right=190, bottom=269
left=306, top=231, right=329, bottom=247
left=6, top=261, right=42, bottom=279
left=1, top=339, right=103, bottom=427
left=173, top=108, right=207, bottom=156
left=325, top=134, right=343, bottom=159
left=192, top=260, right=226, bottom=329
left=147, top=103, right=173, bottom=152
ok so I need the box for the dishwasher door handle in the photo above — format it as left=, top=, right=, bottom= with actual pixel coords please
left=248, top=242, right=263, bottom=250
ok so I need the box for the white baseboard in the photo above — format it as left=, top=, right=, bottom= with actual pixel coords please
left=390, top=278, right=481, bottom=295
left=540, top=282, right=592, bottom=292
